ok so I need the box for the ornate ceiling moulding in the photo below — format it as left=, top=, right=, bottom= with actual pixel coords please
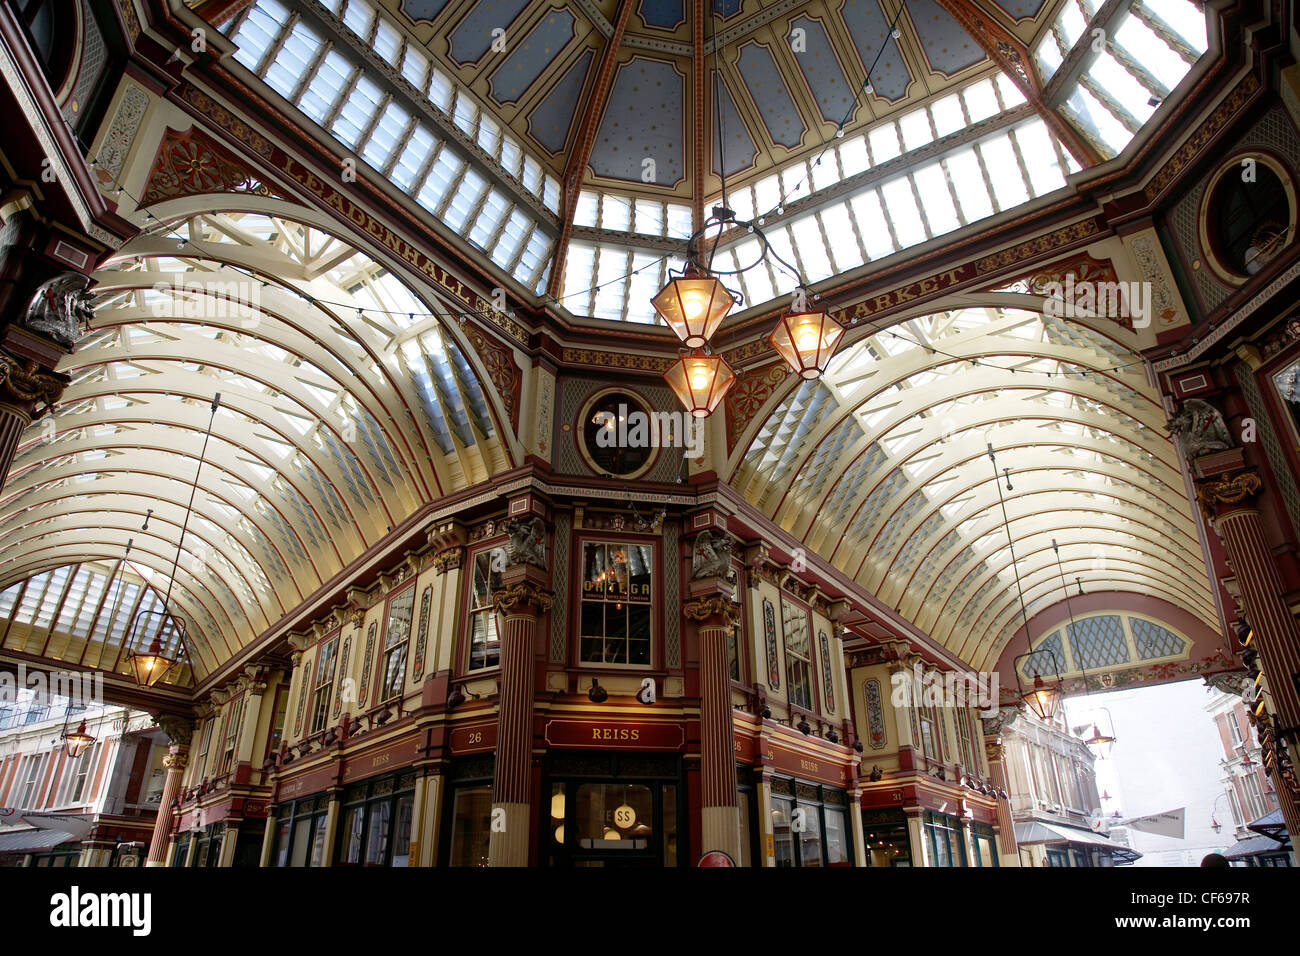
left=976, top=250, right=1118, bottom=296
left=140, top=125, right=288, bottom=207
left=462, top=325, right=521, bottom=432
left=1142, top=73, right=1262, bottom=207
left=557, top=347, right=677, bottom=373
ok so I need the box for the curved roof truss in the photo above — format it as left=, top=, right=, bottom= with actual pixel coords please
left=730, top=305, right=1217, bottom=669
left=1, top=210, right=514, bottom=679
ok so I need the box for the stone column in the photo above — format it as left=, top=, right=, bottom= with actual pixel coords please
left=487, top=566, right=552, bottom=867
left=1196, top=466, right=1300, bottom=849
left=145, top=716, right=193, bottom=866
left=684, top=585, right=743, bottom=863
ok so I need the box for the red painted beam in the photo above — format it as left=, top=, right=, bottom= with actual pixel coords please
left=547, top=0, right=639, bottom=299
left=933, top=0, right=1102, bottom=169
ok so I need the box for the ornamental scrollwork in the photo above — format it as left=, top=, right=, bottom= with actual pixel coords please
left=681, top=595, right=741, bottom=625
left=492, top=581, right=554, bottom=615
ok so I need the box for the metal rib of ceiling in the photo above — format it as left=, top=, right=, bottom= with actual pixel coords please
left=0, top=211, right=511, bottom=679
left=729, top=305, right=1217, bottom=670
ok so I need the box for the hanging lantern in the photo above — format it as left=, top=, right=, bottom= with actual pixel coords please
left=767, top=307, right=845, bottom=379
left=63, top=720, right=95, bottom=759
left=651, top=265, right=735, bottom=347
left=1021, top=673, right=1062, bottom=720
left=1084, top=724, right=1116, bottom=759
left=664, top=350, right=736, bottom=418
left=126, top=635, right=179, bottom=687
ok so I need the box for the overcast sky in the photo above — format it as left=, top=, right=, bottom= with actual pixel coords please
left=1065, top=679, right=1230, bottom=866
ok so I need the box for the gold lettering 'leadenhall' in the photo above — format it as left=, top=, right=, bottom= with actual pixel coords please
left=279, top=157, right=488, bottom=313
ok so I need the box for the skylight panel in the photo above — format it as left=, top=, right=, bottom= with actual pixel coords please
left=929, top=93, right=965, bottom=137
left=400, top=44, right=430, bottom=94
left=342, top=0, right=377, bottom=41
left=1063, top=86, right=1132, bottom=156
left=602, top=194, right=632, bottom=232
left=819, top=204, right=863, bottom=273
left=420, top=148, right=464, bottom=210
left=331, top=74, right=385, bottom=148
left=362, top=101, right=412, bottom=171
left=492, top=209, right=531, bottom=266
left=469, top=189, right=511, bottom=248
left=913, top=162, right=960, bottom=233
left=995, top=74, right=1026, bottom=107
left=880, top=178, right=927, bottom=246
left=791, top=215, right=832, bottom=281
left=1059, top=0, right=1087, bottom=46
left=1035, top=31, right=1064, bottom=82
left=979, top=135, right=1030, bottom=209
left=1141, top=0, right=1207, bottom=52
left=626, top=253, right=663, bottom=325
left=832, top=137, right=867, bottom=179
left=1087, top=53, right=1156, bottom=125
left=391, top=124, right=437, bottom=191
left=849, top=189, right=895, bottom=260
left=1114, top=16, right=1184, bottom=91
left=753, top=175, right=781, bottom=215
left=265, top=23, right=324, bottom=100
left=633, top=199, right=663, bottom=236
left=898, top=110, right=934, bottom=150
left=443, top=168, right=488, bottom=232
left=300, top=50, right=354, bottom=124
left=665, top=204, right=692, bottom=238
left=231, top=0, right=285, bottom=71
left=962, top=79, right=999, bottom=123
left=372, top=15, right=402, bottom=64
left=868, top=124, right=902, bottom=163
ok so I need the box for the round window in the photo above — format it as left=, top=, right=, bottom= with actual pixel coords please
left=579, top=390, right=657, bottom=478
left=1201, top=155, right=1296, bottom=282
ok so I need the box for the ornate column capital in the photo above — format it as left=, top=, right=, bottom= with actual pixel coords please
left=1195, top=467, right=1262, bottom=521
left=682, top=595, right=741, bottom=626
left=492, top=580, right=554, bottom=616
left=162, top=750, right=189, bottom=771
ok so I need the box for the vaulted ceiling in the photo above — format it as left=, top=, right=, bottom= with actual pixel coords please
left=0, top=209, right=513, bottom=680
left=728, top=304, right=1219, bottom=670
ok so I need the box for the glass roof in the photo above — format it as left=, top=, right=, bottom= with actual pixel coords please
left=0, top=211, right=510, bottom=679
left=731, top=307, right=1217, bottom=669
left=0, top=562, right=191, bottom=688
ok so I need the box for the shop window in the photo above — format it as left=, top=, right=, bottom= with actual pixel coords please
left=467, top=549, right=504, bottom=670
left=579, top=542, right=653, bottom=665
left=727, top=627, right=741, bottom=682
left=264, top=686, right=289, bottom=763
left=218, top=696, right=244, bottom=776
left=190, top=823, right=223, bottom=867
left=170, top=833, right=190, bottom=867
left=378, top=587, right=416, bottom=703
left=864, top=810, right=911, bottom=866
left=771, top=781, right=852, bottom=867
left=971, top=823, right=999, bottom=867
left=336, top=772, right=417, bottom=867
left=1046, top=848, right=1069, bottom=867
left=449, top=784, right=494, bottom=867
left=310, top=635, right=339, bottom=733
left=543, top=752, right=683, bottom=867
left=924, top=811, right=966, bottom=867
left=194, top=717, right=214, bottom=780
left=781, top=598, right=813, bottom=710
left=273, top=794, right=331, bottom=867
